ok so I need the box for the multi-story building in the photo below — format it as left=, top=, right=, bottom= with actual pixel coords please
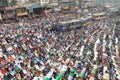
left=25, top=0, right=50, bottom=6
left=18, top=0, right=29, bottom=3
left=49, top=0, right=58, bottom=3
left=59, top=0, right=76, bottom=12
left=40, top=0, right=49, bottom=5
left=0, top=0, right=8, bottom=7
left=0, top=0, right=8, bottom=15
left=28, top=0, right=39, bottom=3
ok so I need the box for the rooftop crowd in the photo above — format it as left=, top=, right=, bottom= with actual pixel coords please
left=0, top=12, right=120, bottom=80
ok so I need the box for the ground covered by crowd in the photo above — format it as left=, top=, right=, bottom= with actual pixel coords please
left=0, top=13, right=120, bottom=80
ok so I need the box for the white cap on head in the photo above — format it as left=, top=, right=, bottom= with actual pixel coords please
left=14, top=44, right=17, bottom=47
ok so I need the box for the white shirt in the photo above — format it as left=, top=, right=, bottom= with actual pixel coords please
left=6, top=46, right=13, bottom=51
left=117, top=75, right=120, bottom=79
left=46, top=69, right=55, bottom=79
left=80, top=45, right=85, bottom=56
left=61, top=65, right=67, bottom=73
left=0, top=49, right=3, bottom=57
left=96, top=38, right=100, bottom=44
left=33, top=77, right=39, bottom=80
left=22, top=70, right=27, bottom=74
left=103, top=67, right=108, bottom=73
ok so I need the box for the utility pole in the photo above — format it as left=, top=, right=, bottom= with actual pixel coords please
left=78, top=0, right=82, bottom=17
left=58, top=0, right=60, bottom=8
left=11, top=0, right=17, bottom=6
left=78, top=0, right=82, bottom=9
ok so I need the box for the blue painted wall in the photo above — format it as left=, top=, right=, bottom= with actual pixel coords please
left=27, top=3, right=41, bottom=13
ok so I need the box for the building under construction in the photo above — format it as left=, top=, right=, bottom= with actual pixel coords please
left=58, top=0, right=76, bottom=13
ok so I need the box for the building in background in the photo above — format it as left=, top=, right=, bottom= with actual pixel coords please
left=18, top=0, right=29, bottom=3
left=40, top=0, right=49, bottom=6
left=49, top=0, right=58, bottom=3
left=2, top=6, right=16, bottom=20
left=59, top=0, right=76, bottom=13
left=0, top=0, right=8, bottom=7
left=28, top=0, right=39, bottom=3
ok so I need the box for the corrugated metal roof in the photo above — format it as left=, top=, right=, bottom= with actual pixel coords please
left=27, top=3, right=41, bottom=13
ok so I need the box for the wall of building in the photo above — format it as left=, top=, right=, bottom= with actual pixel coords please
left=0, top=0, right=8, bottom=7
left=49, top=0, right=58, bottom=3
left=28, top=0, right=40, bottom=3
left=40, top=0, right=49, bottom=5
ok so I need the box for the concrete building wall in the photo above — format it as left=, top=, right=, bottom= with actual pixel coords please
left=40, top=0, right=49, bottom=5
left=49, top=0, right=58, bottom=3
left=28, top=0, right=40, bottom=3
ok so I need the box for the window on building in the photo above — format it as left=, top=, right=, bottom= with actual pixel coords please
left=0, top=2, right=2, bottom=7
left=42, top=0, right=49, bottom=3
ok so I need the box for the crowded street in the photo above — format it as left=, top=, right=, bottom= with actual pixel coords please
left=0, top=11, right=119, bottom=80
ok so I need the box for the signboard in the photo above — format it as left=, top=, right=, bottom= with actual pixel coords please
left=2, top=13, right=14, bottom=19
left=17, top=12, right=28, bottom=17
left=5, top=6, right=16, bottom=10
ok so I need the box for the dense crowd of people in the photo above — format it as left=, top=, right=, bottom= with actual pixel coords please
left=0, top=12, right=119, bottom=80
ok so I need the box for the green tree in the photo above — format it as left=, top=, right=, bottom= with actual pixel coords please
left=11, top=0, right=17, bottom=6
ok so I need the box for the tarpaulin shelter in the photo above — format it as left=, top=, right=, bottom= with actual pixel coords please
left=27, top=3, right=41, bottom=13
